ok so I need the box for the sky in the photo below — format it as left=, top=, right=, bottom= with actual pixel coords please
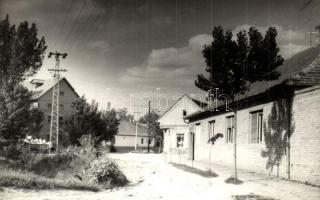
left=0, top=0, right=319, bottom=114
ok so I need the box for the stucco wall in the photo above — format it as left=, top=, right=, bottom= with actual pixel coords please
left=159, top=95, right=203, bottom=162
left=114, top=135, right=154, bottom=148
left=167, top=86, right=320, bottom=186
left=190, top=101, right=289, bottom=178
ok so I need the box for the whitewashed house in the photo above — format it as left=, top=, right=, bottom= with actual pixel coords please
left=114, top=119, right=155, bottom=152
left=183, top=46, right=320, bottom=186
left=157, top=95, right=206, bottom=163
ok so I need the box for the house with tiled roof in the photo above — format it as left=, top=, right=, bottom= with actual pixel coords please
left=113, top=119, right=155, bottom=152
left=180, top=46, right=320, bottom=186
left=26, top=77, right=79, bottom=146
left=157, top=94, right=207, bottom=162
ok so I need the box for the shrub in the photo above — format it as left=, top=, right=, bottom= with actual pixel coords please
left=225, top=176, right=243, bottom=185
left=30, top=153, right=75, bottom=178
left=0, top=167, right=99, bottom=191
left=86, top=159, right=127, bottom=188
left=4, top=143, right=20, bottom=160
left=18, top=148, right=38, bottom=170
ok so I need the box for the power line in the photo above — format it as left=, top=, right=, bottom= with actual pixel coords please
left=53, top=0, right=75, bottom=51
left=61, top=0, right=87, bottom=51
left=66, top=0, right=97, bottom=53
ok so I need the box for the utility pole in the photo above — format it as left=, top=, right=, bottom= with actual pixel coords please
left=147, top=101, right=151, bottom=153
left=134, top=105, right=141, bottom=150
left=48, top=51, right=67, bottom=154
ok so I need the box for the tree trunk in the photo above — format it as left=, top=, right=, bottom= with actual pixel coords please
left=234, top=109, right=238, bottom=179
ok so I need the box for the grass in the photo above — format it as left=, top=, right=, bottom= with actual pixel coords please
left=0, top=167, right=100, bottom=191
left=232, top=193, right=278, bottom=200
left=171, top=163, right=218, bottom=177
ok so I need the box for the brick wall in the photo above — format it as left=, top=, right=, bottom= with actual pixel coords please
left=290, top=86, right=320, bottom=185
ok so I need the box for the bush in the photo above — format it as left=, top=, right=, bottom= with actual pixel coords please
left=86, top=159, right=127, bottom=188
left=0, top=167, right=99, bottom=191
left=30, top=153, right=75, bottom=178
left=225, top=176, right=243, bottom=185
left=19, top=148, right=38, bottom=170
left=4, top=143, right=20, bottom=160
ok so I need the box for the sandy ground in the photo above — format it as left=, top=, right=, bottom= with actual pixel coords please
left=1, top=153, right=320, bottom=200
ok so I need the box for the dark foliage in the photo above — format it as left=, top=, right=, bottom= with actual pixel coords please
left=208, top=133, right=223, bottom=145
left=63, top=96, right=120, bottom=145
left=195, top=26, right=284, bottom=96
left=0, top=15, right=46, bottom=140
left=0, top=15, right=47, bottom=86
left=225, top=176, right=243, bottom=185
left=139, top=111, right=163, bottom=149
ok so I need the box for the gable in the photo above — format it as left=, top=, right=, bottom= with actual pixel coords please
left=37, top=79, right=79, bottom=103
left=158, top=95, right=203, bottom=126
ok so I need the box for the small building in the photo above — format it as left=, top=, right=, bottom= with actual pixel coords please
left=26, top=77, right=79, bottom=146
left=182, top=46, right=320, bottom=186
left=157, top=95, right=206, bottom=162
left=114, top=119, right=155, bottom=152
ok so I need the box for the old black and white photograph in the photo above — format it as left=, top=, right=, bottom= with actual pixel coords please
left=0, top=0, right=320, bottom=199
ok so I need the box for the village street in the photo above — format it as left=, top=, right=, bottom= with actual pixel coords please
left=1, top=153, right=320, bottom=200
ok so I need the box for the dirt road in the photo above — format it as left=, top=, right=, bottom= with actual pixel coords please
left=1, top=153, right=319, bottom=200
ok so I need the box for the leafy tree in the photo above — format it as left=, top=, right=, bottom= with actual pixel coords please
left=0, top=15, right=46, bottom=140
left=139, top=111, right=161, bottom=137
left=0, top=15, right=47, bottom=86
left=27, top=107, right=44, bottom=137
left=139, top=111, right=163, bottom=152
left=195, top=26, right=283, bottom=179
left=100, top=109, right=120, bottom=142
left=63, top=96, right=120, bottom=145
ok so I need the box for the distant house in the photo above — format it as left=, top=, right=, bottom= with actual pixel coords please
left=114, top=119, right=155, bottom=152
left=26, top=77, right=79, bottom=146
left=157, top=95, right=206, bottom=162
left=181, top=46, right=320, bottom=186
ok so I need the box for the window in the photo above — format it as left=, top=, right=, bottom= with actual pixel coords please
left=60, top=91, right=64, bottom=96
left=48, top=103, right=52, bottom=109
left=141, top=138, right=144, bottom=144
left=176, top=134, right=184, bottom=147
left=30, top=102, right=39, bottom=109
left=59, top=116, right=63, bottom=122
left=59, top=104, right=64, bottom=110
left=250, top=110, right=263, bottom=143
left=226, top=116, right=234, bottom=143
left=47, top=115, right=51, bottom=123
left=183, top=109, right=187, bottom=117
left=208, top=120, right=215, bottom=140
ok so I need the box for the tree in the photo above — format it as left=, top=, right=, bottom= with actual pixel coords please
left=100, top=109, right=120, bottom=142
left=63, top=96, right=120, bottom=145
left=139, top=111, right=163, bottom=151
left=0, top=15, right=47, bottom=86
left=195, top=26, right=283, bottom=180
left=0, top=15, right=46, bottom=140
